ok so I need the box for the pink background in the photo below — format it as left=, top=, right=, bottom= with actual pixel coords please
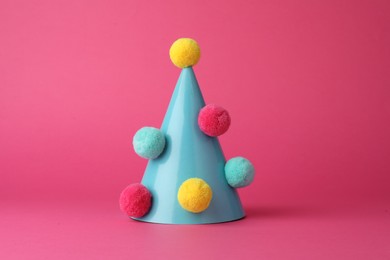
left=1, top=0, right=389, bottom=259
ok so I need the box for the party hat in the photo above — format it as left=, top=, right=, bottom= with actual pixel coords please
left=120, top=38, right=255, bottom=224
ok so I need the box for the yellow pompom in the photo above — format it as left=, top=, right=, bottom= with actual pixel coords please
left=177, top=178, right=212, bottom=213
left=169, top=38, right=201, bottom=68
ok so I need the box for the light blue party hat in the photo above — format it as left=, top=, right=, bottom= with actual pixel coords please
left=120, top=38, right=255, bottom=225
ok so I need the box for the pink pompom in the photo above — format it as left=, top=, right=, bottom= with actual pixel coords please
left=198, top=104, right=231, bottom=137
left=119, top=183, right=152, bottom=218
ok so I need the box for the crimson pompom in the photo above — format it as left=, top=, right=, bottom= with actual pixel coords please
left=198, top=104, right=231, bottom=137
left=119, top=183, right=152, bottom=218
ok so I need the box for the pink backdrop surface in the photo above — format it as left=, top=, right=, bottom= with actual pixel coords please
left=1, top=0, right=389, bottom=259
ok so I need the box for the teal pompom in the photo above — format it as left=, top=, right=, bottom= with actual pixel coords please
left=225, top=157, right=255, bottom=188
left=133, top=127, right=166, bottom=159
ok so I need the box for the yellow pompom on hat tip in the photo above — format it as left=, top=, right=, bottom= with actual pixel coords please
left=169, top=38, right=201, bottom=69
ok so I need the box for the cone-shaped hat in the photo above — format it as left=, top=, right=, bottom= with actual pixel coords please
left=134, top=67, right=245, bottom=224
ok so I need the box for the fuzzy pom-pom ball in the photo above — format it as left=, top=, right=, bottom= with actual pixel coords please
left=198, top=104, right=231, bottom=137
left=119, top=183, right=152, bottom=218
left=133, top=127, right=166, bottom=159
left=177, top=178, right=212, bottom=213
left=225, top=157, right=255, bottom=188
left=169, top=38, right=201, bottom=68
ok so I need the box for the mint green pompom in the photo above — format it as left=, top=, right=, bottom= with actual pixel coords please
left=225, top=157, right=254, bottom=188
left=133, top=127, right=166, bottom=159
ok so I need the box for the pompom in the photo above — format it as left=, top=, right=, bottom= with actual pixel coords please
left=198, top=104, right=231, bottom=137
left=177, top=178, right=212, bottom=213
left=169, top=38, right=201, bottom=68
left=225, top=157, right=255, bottom=188
left=119, top=183, right=152, bottom=218
left=133, top=127, right=166, bottom=159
